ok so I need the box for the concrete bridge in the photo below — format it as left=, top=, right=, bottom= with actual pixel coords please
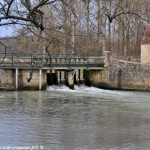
left=0, top=52, right=110, bottom=90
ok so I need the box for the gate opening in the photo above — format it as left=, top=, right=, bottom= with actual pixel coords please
left=47, top=73, right=57, bottom=85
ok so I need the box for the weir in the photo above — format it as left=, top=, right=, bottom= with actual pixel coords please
left=0, top=52, right=110, bottom=90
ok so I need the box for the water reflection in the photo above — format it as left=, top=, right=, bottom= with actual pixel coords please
left=0, top=87, right=150, bottom=149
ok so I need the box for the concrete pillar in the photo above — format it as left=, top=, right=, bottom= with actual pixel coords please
left=39, top=69, right=42, bottom=90
left=51, top=69, right=55, bottom=73
left=61, top=71, right=65, bottom=84
left=57, top=71, right=61, bottom=85
left=66, top=70, right=75, bottom=89
left=104, top=51, right=111, bottom=67
left=15, top=68, right=18, bottom=90
left=75, top=69, right=80, bottom=84
left=47, top=70, right=50, bottom=74
left=79, top=69, right=84, bottom=84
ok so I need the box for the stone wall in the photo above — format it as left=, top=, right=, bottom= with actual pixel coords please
left=18, top=69, right=47, bottom=90
left=84, top=59, right=150, bottom=91
left=0, top=69, right=47, bottom=90
left=0, top=69, right=15, bottom=90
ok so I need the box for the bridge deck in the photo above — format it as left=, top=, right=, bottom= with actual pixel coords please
left=0, top=53, right=105, bottom=70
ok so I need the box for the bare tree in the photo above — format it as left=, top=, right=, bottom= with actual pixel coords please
left=0, top=0, right=150, bottom=62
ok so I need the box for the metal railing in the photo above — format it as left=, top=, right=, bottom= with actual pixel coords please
left=0, top=52, right=105, bottom=69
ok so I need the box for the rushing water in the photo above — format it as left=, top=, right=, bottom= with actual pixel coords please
left=0, top=85, right=150, bottom=150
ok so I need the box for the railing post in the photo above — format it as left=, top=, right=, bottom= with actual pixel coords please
left=50, top=54, right=52, bottom=68
left=68, top=55, right=71, bottom=69
left=87, top=57, right=89, bottom=70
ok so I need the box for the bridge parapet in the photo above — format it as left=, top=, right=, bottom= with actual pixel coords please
left=0, top=53, right=105, bottom=69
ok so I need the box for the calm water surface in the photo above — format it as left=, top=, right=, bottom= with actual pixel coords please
left=0, top=85, right=150, bottom=150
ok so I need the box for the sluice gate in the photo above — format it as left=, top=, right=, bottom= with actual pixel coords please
left=47, top=69, right=84, bottom=89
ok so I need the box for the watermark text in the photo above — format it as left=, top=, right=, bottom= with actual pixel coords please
left=0, top=145, right=44, bottom=150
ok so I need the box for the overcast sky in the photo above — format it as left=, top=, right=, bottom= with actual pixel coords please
left=0, top=26, right=16, bottom=37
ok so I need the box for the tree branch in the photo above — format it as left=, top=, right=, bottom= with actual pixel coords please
left=6, top=0, right=15, bottom=16
left=105, top=11, right=149, bottom=23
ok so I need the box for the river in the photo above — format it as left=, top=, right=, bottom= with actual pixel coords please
left=0, top=85, right=150, bottom=150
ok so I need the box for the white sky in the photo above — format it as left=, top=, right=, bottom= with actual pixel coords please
left=0, top=26, right=16, bottom=37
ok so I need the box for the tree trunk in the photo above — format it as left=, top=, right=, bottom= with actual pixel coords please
left=71, top=0, right=75, bottom=54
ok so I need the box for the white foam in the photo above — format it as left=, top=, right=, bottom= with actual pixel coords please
left=75, top=85, right=131, bottom=96
left=47, top=85, right=75, bottom=92
left=46, top=84, right=131, bottom=98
